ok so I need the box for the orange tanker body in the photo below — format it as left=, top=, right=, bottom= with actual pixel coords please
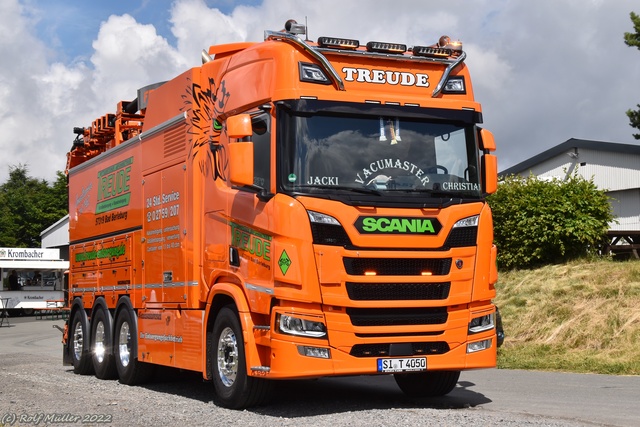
left=63, top=20, right=501, bottom=408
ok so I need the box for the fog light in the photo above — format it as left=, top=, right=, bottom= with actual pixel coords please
left=298, top=345, right=331, bottom=359
left=278, top=314, right=327, bottom=338
left=467, top=339, right=492, bottom=353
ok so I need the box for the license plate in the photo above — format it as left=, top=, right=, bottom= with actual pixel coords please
left=377, top=357, right=427, bottom=373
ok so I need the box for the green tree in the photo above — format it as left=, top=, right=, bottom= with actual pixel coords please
left=624, top=11, right=640, bottom=139
left=0, top=165, right=68, bottom=248
left=487, top=174, right=613, bottom=270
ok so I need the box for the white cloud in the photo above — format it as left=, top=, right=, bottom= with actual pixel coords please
left=90, top=14, right=188, bottom=106
left=0, top=0, right=639, bottom=184
left=170, top=0, right=248, bottom=57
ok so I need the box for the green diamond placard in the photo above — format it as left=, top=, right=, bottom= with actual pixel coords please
left=278, top=250, right=291, bottom=276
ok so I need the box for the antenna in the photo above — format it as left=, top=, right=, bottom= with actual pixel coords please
left=305, top=16, right=309, bottom=41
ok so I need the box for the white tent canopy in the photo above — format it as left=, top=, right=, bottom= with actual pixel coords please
left=0, top=260, right=69, bottom=270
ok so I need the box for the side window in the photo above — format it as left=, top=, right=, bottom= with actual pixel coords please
left=252, top=112, right=271, bottom=189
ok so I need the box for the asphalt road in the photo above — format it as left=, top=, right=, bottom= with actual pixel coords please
left=1, top=316, right=639, bottom=426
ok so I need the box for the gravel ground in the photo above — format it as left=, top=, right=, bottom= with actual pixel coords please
left=0, top=318, right=591, bottom=427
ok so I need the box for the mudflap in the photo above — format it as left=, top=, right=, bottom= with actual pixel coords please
left=56, top=321, right=73, bottom=366
left=496, top=307, right=505, bottom=347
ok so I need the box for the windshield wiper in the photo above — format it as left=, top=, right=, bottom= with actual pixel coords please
left=292, top=184, right=383, bottom=196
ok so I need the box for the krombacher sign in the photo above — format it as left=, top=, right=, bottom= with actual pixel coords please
left=354, top=216, right=442, bottom=235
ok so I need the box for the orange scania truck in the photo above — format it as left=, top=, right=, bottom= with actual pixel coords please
left=63, top=20, right=499, bottom=408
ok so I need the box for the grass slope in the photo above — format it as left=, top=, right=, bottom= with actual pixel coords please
left=494, top=259, right=640, bottom=375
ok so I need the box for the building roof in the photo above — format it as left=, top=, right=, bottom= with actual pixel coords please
left=500, top=138, right=640, bottom=176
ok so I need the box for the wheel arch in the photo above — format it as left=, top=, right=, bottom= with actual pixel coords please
left=91, top=297, right=114, bottom=333
left=69, top=296, right=87, bottom=321
left=204, top=283, right=255, bottom=381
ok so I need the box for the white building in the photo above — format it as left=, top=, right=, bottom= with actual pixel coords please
left=500, top=138, right=640, bottom=257
left=0, top=215, right=70, bottom=314
left=41, top=214, right=70, bottom=259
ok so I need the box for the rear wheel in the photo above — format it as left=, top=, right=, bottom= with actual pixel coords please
left=211, top=306, right=272, bottom=408
left=91, top=307, right=117, bottom=379
left=70, top=308, right=94, bottom=375
left=394, top=370, right=460, bottom=397
left=114, top=303, right=154, bottom=385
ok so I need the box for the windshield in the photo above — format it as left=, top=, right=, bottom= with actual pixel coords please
left=278, top=102, right=482, bottom=200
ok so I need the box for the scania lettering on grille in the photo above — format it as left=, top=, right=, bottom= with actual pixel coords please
left=354, top=216, right=442, bottom=235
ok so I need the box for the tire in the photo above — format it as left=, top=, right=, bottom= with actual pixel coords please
left=114, top=302, right=154, bottom=385
left=212, top=306, right=272, bottom=409
left=91, top=306, right=117, bottom=379
left=70, top=308, right=94, bottom=375
left=394, top=370, right=460, bottom=397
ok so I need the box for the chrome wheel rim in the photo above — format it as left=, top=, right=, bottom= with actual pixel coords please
left=73, top=321, right=83, bottom=361
left=217, top=327, right=238, bottom=387
left=94, top=320, right=106, bottom=363
left=118, top=321, right=131, bottom=367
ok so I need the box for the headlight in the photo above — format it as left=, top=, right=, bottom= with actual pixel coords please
left=468, top=312, right=495, bottom=334
left=308, top=210, right=352, bottom=246
left=278, top=313, right=327, bottom=338
left=308, top=210, right=341, bottom=225
left=453, top=215, right=479, bottom=228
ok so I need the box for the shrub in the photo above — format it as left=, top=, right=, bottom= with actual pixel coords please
left=487, top=173, right=613, bottom=270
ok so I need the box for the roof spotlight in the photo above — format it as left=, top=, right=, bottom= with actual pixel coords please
left=284, top=19, right=306, bottom=36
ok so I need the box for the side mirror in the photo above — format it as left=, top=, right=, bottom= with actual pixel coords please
left=227, top=114, right=252, bottom=139
left=482, top=153, right=498, bottom=194
left=479, top=128, right=496, bottom=151
left=229, top=142, right=254, bottom=187
left=227, top=114, right=254, bottom=187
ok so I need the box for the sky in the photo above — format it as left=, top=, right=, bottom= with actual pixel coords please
left=0, top=0, right=639, bottom=184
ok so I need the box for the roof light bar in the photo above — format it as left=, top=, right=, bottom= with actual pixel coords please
left=412, top=35, right=463, bottom=59
left=366, top=41, right=407, bottom=54
left=412, top=46, right=452, bottom=58
left=317, top=36, right=360, bottom=50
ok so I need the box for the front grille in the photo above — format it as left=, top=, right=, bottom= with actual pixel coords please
left=343, top=257, right=451, bottom=276
left=350, top=341, right=450, bottom=357
left=346, top=307, right=448, bottom=326
left=346, top=282, right=450, bottom=301
left=444, top=226, right=478, bottom=248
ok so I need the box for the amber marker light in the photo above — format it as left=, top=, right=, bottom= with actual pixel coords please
left=364, top=271, right=377, bottom=276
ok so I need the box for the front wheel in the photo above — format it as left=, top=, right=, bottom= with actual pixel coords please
left=394, top=370, right=460, bottom=397
left=211, top=306, right=272, bottom=408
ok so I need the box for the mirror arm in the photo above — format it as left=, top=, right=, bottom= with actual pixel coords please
left=232, top=184, right=274, bottom=202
